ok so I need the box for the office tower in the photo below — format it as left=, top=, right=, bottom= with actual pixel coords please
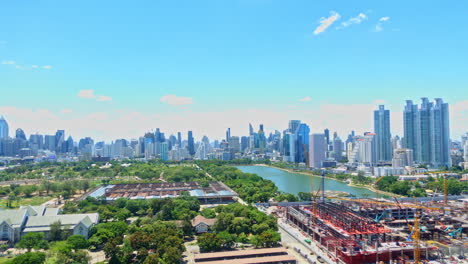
left=55, top=130, right=65, bottom=153
left=187, top=131, right=195, bottom=156
left=324, top=129, right=330, bottom=146
left=288, top=120, right=301, bottom=133
left=228, top=136, right=240, bottom=153
left=195, top=136, right=212, bottom=160
left=464, top=141, right=468, bottom=162
left=403, top=98, right=451, bottom=167
left=15, top=128, right=26, bottom=141
left=282, top=132, right=291, bottom=162
left=392, top=148, right=414, bottom=168
left=160, top=142, right=168, bottom=161
left=226, top=128, right=231, bottom=141
left=374, top=105, right=392, bottom=162
left=240, top=136, right=249, bottom=153
left=177, top=132, right=182, bottom=146
left=29, top=134, right=43, bottom=152
left=258, top=125, right=266, bottom=151
left=309, top=133, right=326, bottom=168
left=44, top=135, right=56, bottom=151
left=333, top=137, right=343, bottom=161
left=65, top=136, right=74, bottom=153
left=295, top=123, right=310, bottom=163
left=0, top=116, right=8, bottom=139
left=249, top=123, right=254, bottom=136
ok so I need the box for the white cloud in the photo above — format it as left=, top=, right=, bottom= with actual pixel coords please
left=32, top=65, right=39, bottom=69
left=299, top=96, right=312, bottom=102
left=314, top=11, right=340, bottom=35
left=77, top=90, right=96, bottom=99
left=341, top=13, right=368, bottom=28
left=77, top=90, right=112, bottom=102
left=61, top=109, right=73, bottom=114
left=160, top=94, right=193, bottom=106
left=2, top=60, right=15, bottom=65
left=97, top=95, right=113, bottom=102
left=375, top=16, right=390, bottom=32
left=42, top=65, right=52, bottom=69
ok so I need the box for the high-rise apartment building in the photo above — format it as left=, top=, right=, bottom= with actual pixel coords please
left=374, top=105, right=392, bottom=162
left=403, top=98, right=451, bottom=167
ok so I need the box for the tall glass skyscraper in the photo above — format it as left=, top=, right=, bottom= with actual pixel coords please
left=0, top=116, right=9, bottom=139
left=374, top=105, right=392, bottom=162
left=403, top=98, right=451, bottom=168
left=187, top=131, right=195, bottom=156
left=295, top=123, right=310, bottom=164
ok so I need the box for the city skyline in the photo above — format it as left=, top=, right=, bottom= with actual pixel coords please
left=0, top=97, right=466, bottom=143
left=1, top=1, right=468, bottom=141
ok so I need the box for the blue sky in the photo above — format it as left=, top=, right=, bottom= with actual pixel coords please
left=1, top=0, right=467, bottom=141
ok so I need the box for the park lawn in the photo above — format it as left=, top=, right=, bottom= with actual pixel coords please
left=0, top=196, right=53, bottom=209
left=0, top=257, right=12, bottom=264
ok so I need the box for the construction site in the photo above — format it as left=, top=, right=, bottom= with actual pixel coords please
left=267, top=174, right=467, bottom=264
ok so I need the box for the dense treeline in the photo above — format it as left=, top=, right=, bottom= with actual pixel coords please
left=197, top=161, right=280, bottom=203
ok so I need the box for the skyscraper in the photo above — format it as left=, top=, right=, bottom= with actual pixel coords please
left=288, top=120, right=301, bottom=134
left=0, top=116, right=9, bottom=139
left=187, top=131, right=195, bottom=156
left=309, top=133, right=326, bottom=168
left=374, top=105, right=392, bottom=162
left=403, top=98, right=451, bottom=167
left=15, top=128, right=27, bottom=141
left=295, top=123, right=310, bottom=163
left=324, top=129, right=330, bottom=146
left=177, top=132, right=182, bottom=146
left=226, top=128, right=231, bottom=141
left=249, top=123, right=254, bottom=136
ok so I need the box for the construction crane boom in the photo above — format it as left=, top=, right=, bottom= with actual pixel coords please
left=326, top=197, right=449, bottom=211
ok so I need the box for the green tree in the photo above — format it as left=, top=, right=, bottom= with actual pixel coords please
left=67, top=235, right=89, bottom=249
left=49, top=221, right=64, bottom=241
left=16, top=232, right=49, bottom=252
left=198, top=233, right=222, bottom=252
left=11, top=252, right=46, bottom=264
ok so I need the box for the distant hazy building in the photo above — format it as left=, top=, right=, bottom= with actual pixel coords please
left=160, top=142, right=168, bottom=161
left=392, top=148, right=414, bottom=168
left=309, top=134, right=326, bottom=168
left=0, top=116, right=8, bottom=139
left=404, top=98, right=451, bottom=167
left=15, top=128, right=27, bottom=141
left=332, top=137, right=343, bottom=161
left=294, top=123, right=310, bottom=164
left=228, top=136, right=240, bottom=153
left=187, top=131, right=195, bottom=156
left=240, top=136, right=249, bottom=153
left=374, top=105, right=392, bottom=162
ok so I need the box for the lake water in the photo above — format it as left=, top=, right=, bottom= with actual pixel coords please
left=236, top=165, right=377, bottom=197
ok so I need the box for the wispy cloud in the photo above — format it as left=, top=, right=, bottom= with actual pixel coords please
left=314, top=11, right=340, bottom=35
left=340, top=13, right=368, bottom=28
left=160, top=94, right=193, bottom=106
left=77, top=90, right=112, bottom=102
left=375, top=16, right=390, bottom=32
left=0, top=40, right=6, bottom=45
left=61, top=109, right=73, bottom=114
left=299, top=96, right=312, bottom=102
left=2, top=60, right=53, bottom=70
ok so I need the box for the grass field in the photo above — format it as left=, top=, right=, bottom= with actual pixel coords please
left=0, top=196, right=53, bottom=209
